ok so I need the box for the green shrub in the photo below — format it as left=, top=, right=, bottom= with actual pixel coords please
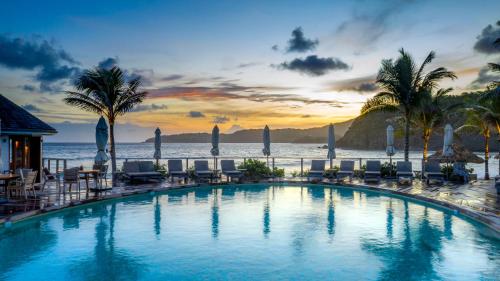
left=380, top=162, right=396, bottom=177
left=238, top=159, right=284, bottom=179
left=154, top=163, right=168, bottom=176
left=273, top=167, right=285, bottom=177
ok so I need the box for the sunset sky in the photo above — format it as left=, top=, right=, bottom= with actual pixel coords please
left=0, top=0, right=499, bottom=142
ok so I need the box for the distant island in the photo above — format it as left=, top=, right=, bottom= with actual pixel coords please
left=145, top=120, right=353, bottom=143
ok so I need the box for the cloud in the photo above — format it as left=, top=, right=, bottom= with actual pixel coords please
left=21, top=84, right=36, bottom=92
left=473, top=21, right=500, bottom=54
left=226, top=124, right=244, bottom=133
left=22, top=104, right=44, bottom=113
left=97, top=57, right=118, bottom=69
left=161, top=74, right=184, bottom=81
left=334, top=0, right=417, bottom=50
left=213, top=116, right=230, bottom=124
left=188, top=111, right=205, bottom=118
left=301, top=115, right=311, bottom=118
left=237, top=62, right=260, bottom=68
left=0, top=34, right=81, bottom=92
left=469, top=66, right=500, bottom=89
left=285, top=27, right=319, bottom=53
left=271, top=45, right=279, bottom=51
left=276, top=55, right=349, bottom=76
left=148, top=83, right=345, bottom=107
left=131, top=103, right=168, bottom=112
left=95, top=57, right=154, bottom=86
left=328, top=75, right=378, bottom=93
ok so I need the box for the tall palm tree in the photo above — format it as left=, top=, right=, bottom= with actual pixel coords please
left=456, top=98, right=499, bottom=180
left=362, top=49, right=456, bottom=161
left=64, top=66, right=147, bottom=182
left=412, top=88, right=458, bottom=160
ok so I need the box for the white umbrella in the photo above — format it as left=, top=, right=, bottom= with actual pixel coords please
left=262, top=125, right=271, bottom=166
left=211, top=125, right=220, bottom=170
left=94, top=116, right=109, bottom=165
left=327, top=124, right=336, bottom=168
left=443, top=124, right=454, bottom=158
left=153, top=128, right=162, bottom=165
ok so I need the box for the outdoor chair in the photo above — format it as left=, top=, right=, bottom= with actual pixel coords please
left=40, top=167, right=58, bottom=191
left=62, top=167, right=81, bottom=194
left=307, top=160, right=325, bottom=181
left=123, top=161, right=162, bottom=182
left=364, top=160, right=381, bottom=183
left=452, top=162, right=469, bottom=183
left=424, top=161, right=445, bottom=185
left=221, top=160, right=245, bottom=182
left=396, top=161, right=413, bottom=185
left=194, top=160, right=215, bottom=182
left=336, top=160, right=355, bottom=182
left=168, top=160, right=188, bottom=183
left=7, top=170, right=38, bottom=200
left=93, top=164, right=109, bottom=188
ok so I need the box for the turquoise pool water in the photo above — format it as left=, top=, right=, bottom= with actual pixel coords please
left=0, top=184, right=498, bottom=281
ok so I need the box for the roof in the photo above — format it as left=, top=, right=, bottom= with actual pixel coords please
left=0, top=94, right=57, bottom=135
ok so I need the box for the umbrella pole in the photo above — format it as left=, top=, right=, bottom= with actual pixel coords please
left=330, top=158, right=332, bottom=169
left=389, top=156, right=392, bottom=177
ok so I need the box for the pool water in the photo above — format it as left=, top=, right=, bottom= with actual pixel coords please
left=0, top=184, right=498, bottom=281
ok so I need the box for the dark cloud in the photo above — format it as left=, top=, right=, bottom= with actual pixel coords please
left=0, top=34, right=81, bottom=92
left=148, top=84, right=345, bottom=107
left=95, top=57, right=154, bottom=86
left=237, top=62, right=260, bottom=68
left=301, top=115, right=311, bottom=118
left=473, top=21, right=500, bottom=54
left=328, top=75, right=378, bottom=94
left=469, top=66, right=500, bottom=89
left=285, top=27, right=319, bottom=53
left=161, top=74, right=184, bottom=81
left=188, top=111, right=205, bottom=118
left=22, top=104, right=43, bottom=113
left=131, top=103, right=168, bottom=112
left=213, top=116, right=230, bottom=124
left=276, top=55, right=349, bottom=76
left=271, top=45, right=279, bottom=51
left=21, top=84, right=36, bottom=92
left=97, top=57, right=118, bottom=69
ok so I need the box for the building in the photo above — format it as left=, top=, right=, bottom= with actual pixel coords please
left=0, top=94, right=57, bottom=179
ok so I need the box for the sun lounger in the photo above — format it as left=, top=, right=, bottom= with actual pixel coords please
left=336, top=160, right=354, bottom=182
left=123, top=161, right=162, bottom=182
left=424, top=161, right=444, bottom=185
left=194, top=160, right=215, bottom=182
left=364, top=160, right=381, bottom=183
left=221, top=160, right=245, bottom=182
left=168, top=159, right=188, bottom=182
left=308, top=160, right=325, bottom=181
left=396, top=161, right=413, bottom=185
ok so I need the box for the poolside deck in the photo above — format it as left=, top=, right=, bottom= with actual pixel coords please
left=1, top=178, right=499, bottom=232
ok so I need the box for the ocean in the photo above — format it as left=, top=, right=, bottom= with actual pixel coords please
left=43, top=143, right=497, bottom=178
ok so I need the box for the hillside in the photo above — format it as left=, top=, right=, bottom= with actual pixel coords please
left=145, top=119, right=353, bottom=143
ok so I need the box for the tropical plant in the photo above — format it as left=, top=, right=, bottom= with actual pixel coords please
left=456, top=98, right=499, bottom=179
left=362, top=49, right=456, bottom=161
left=64, top=66, right=147, bottom=182
left=412, top=88, right=459, bottom=160
left=237, top=159, right=284, bottom=179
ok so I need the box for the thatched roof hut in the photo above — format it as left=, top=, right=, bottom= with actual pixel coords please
left=429, top=143, right=484, bottom=163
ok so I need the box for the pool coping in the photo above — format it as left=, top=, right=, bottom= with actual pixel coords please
left=1, top=180, right=499, bottom=235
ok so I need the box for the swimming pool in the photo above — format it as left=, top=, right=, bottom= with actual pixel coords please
left=0, top=184, right=498, bottom=280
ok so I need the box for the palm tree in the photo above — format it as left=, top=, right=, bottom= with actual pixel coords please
left=412, top=88, right=458, bottom=160
left=64, top=66, right=147, bottom=182
left=362, top=49, right=456, bottom=161
left=456, top=98, right=499, bottom=180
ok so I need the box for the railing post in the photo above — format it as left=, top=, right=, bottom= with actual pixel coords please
left=64, top=159, right=67, bottom=170
left=186, top=158, right=189, bottom=169
left=47, top=159, right=51, bottom=172
left=359, top=158, right=362, bottom=170
left=56, top=159, right=59, bottom=173
left=300, top=158, right=304, bottom=177
left=272, top=157, right=275, bottom=176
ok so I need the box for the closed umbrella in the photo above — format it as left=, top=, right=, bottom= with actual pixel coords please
left=94, top=116, right=109, bottom=165
left=262, top=125, right=271, bottom=166
left=386, top=125, right=396, bottom=168
left=211, top=125, right=220, bottom=170
left=443, top=124, right=454, bottom=158
left=0, top=118, right=2, bottom=172
left=153, top=128, right=162, bottom=166
left=327, top=124, right=336, bottom=168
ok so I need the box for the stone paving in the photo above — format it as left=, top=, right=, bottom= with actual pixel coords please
left=1, top=177, right=498, bottom=232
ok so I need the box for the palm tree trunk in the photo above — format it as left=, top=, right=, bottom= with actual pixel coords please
left=423, top=129, right=430, bottom=161
left=484, top=131, right=490, bottom=180
left=109, top=121, right=117, bottom=185
left=404, top=114, right=410, bottom=161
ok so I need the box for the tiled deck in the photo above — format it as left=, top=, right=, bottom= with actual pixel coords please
left=1, top=177, right=499, bottom=232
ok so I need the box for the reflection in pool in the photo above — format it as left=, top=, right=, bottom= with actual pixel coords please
left=0, top=184, right=498, bottom=280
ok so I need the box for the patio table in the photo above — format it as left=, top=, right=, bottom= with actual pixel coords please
left=79, top=170, right=100, bottom=192
left=0, top=174, right=20, bottom=199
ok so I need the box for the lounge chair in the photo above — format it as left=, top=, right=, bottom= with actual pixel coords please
left=452, top=162, right=469, bottom=183
left=123, top=161, right=162, bottom=182
left=221, top=160, right=245, bottom=182
left=364, top=160, right=381, bottom=183
left=194, top=160, right=215, bottom=182
left=424, top=161, right=444, bottom=185
left=336, top=160, right=354, bottom=182
left=396, top=161, right=413, bottom=185
left=307, top=160, right=325, bottom=181
left=168, top=159, right=188, bottom=183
